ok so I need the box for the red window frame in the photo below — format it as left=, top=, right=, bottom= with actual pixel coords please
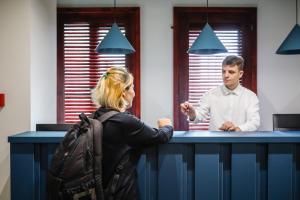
left=57, top=7, right=140, bottom=123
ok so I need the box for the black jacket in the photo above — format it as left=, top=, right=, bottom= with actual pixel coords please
left=94, top=107, right=173, bottom=200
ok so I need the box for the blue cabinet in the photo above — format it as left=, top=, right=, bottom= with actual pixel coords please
left=8, top=131, right=300, bottom=200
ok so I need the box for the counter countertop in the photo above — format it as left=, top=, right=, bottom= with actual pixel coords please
left=8, top=131, right=300, bottom=143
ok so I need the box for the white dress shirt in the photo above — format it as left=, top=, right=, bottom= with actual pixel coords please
left=191, top=84, right=260, bottom=131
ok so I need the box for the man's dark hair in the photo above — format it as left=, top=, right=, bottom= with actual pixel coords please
left=222, top=55, right=244, bottom=70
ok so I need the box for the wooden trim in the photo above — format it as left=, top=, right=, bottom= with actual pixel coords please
left=173, top=9, right=190, bottom=130
left=57, top=18, right=65, bottom=123
left=126, top=8, right=141, bottom=118
left=173, top=7, right=257, bottom=130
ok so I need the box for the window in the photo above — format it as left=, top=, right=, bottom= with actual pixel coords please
left=173, top=7, right=257, bottom=130
left=57, top=8, right=140, bottom=123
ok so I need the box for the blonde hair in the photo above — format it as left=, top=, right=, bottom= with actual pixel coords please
left=92, top=67, right=133, bottom=111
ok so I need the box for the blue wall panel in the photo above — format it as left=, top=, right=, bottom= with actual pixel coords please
left=40, top=144, right=57, bottom=200
left=137, top=147, right=157, bottom=200
left=231, top=144, right=258, bottom=200
left=256, top=144, right=268, bottom=200
left=268, top=144, right=294, bottom=200
left=158, top=144, right=194, bottom=200
left=11, top=144, right=35, bottom=200
left=296, top=145, right=300, bottom=200
left=195, top=144, right=222, bottom=200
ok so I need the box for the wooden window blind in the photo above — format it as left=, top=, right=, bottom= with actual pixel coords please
left=174, top=7, right=257, bottom=131
left=57, top=8, right=140, bottom=123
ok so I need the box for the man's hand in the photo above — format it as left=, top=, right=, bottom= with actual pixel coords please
left=180, top=101, right=196, bottom=121
left=219, top=121, right=241, bottom=131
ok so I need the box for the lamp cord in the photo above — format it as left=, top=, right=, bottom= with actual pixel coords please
left=297, top=0, right=298, bottom=24
left=206, top=0, right=208, bottom=23
left=114, top=0, right=116, bottom=23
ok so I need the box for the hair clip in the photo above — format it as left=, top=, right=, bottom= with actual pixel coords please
left=102, top=72, right=110, bottom=79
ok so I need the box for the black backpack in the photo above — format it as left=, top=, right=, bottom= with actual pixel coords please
left=47, top=111, right=118, bottom=200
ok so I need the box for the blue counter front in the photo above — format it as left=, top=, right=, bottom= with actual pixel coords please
left=8, top=131, right=300, bottom=200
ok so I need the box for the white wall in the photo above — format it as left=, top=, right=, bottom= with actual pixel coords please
left=257, top=0, right=300, bottom=130
left=0, top=1, right=31, bottom=199
left=0, top=0, right=56, bottom=198
left=1, top=0, right=300, bottom=198
left=30, top=0, right=57, bottom=130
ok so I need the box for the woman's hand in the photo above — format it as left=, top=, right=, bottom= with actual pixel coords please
left=158, top=118, right=172, bottom=128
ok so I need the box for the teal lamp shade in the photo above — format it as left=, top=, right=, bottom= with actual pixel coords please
left=188, top=23, right=227, bottom=54
left=95, top=23, right=135, bottom=54
left=276, top=24, right=300, bottom=54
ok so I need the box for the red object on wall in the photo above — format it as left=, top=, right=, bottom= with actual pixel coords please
left=0, top=93, right=5, bottom=107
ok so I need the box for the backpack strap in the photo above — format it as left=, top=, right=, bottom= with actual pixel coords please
left=97, top=110, right=119, bottom=123
left=92, top=110, right=119, bottom=157
left=92, top=110, right=119, bottom=158
left=92, top=110, right=119, bottom=199
left=92, top=109, right=119, bottom=159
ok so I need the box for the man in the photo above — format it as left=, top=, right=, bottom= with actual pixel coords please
left=180, top=55, right=260, bottom=131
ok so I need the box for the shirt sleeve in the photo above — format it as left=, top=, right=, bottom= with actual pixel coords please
left=238, top=94, right=260, bottom=131
left=189, top=92, right=211, bottom=123
left=122, top=113, right=173, bottom=147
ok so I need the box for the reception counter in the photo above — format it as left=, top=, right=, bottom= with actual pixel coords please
left=8, top=131, right=300, bottom=200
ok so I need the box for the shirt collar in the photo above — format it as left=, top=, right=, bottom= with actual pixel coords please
left=222, top=84, right=242, bottom=96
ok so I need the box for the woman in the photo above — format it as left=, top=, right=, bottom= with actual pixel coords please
left=92, top=67, right=173, bottom=200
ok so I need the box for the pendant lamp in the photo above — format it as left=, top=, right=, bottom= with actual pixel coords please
left=95, top=0, right=135, bottom=54
left=276, top=0, right=300, bottom=54
left=188, top=0, right=227, bottom=54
